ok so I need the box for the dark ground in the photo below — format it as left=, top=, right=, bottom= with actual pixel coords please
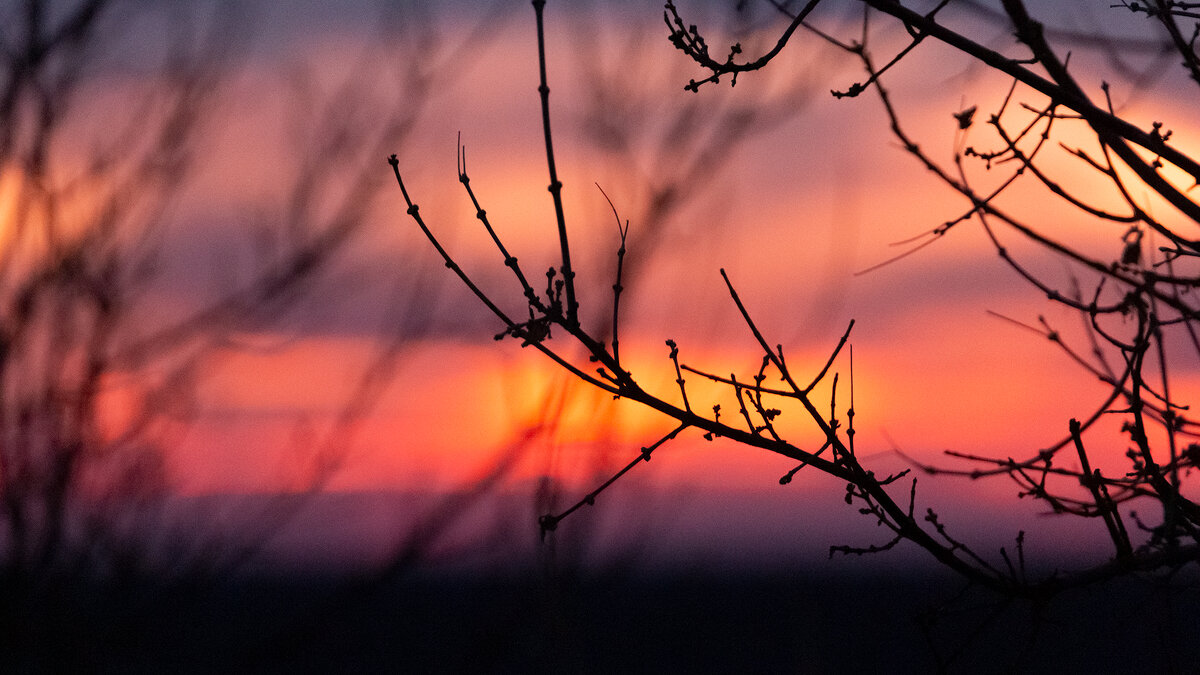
left=4, top=567, right=1199, bottom=673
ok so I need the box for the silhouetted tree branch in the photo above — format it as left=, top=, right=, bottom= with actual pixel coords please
left=392, top=0, right=1200, bottom=607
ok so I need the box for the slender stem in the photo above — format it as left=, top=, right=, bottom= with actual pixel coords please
left=1069, top=418, right=1132, bottom=559
left=539, top=423, right=686, bottom=535
left=665, top=340, right=691, bottom=413
left=720, top=268, right=802, bottom=394
left=804, top=320, right=855, bottom=394
left=597, top=184, right=628, bottom=366
left=532, top=0, right=577, bottom=324
left=458, top=137, right=541, bottom=309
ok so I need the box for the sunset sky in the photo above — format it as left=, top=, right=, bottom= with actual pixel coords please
left=24, top=0, right=1199, bottom=575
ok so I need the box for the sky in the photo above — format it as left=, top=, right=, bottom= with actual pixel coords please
left=15, top=0, right=1200, bottom=576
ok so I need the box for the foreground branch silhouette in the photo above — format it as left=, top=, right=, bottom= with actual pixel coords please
left=392, top=0, right=1200, bottom=600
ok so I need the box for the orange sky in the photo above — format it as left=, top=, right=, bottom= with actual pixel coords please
left=43, top=1, right=1199, bottom=570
